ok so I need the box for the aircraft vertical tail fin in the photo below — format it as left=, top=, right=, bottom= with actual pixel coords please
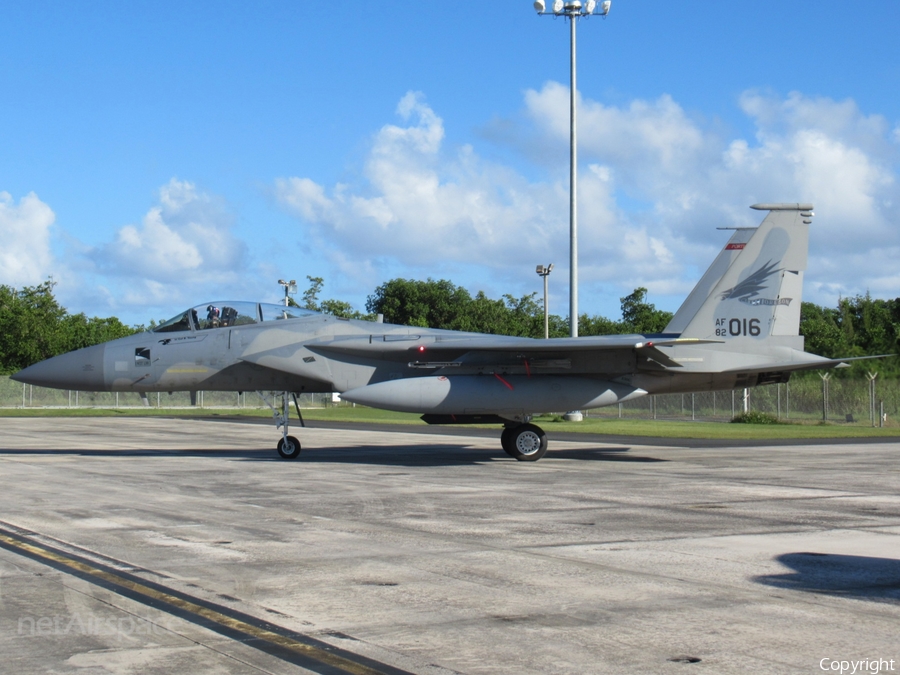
left=677, top=204, right=813, bottom=347
left=664, top=227, right=757, bottom=334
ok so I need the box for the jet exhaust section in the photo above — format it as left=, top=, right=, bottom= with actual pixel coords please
left=341, top=375, right=647, bottom=415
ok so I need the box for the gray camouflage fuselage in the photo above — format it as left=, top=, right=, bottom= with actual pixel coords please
left=14, top=203, right=863, bottom=431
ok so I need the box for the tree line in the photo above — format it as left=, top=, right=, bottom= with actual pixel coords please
left=298, top=276, right=672, bottom=337
left=0, top=281, right=134, bottom=374
left=1, top=277, right=897, bottom=376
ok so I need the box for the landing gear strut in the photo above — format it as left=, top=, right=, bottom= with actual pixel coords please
left=501, top=423, right=548, bottom=461
left=257, top=391, right=304, bottom=459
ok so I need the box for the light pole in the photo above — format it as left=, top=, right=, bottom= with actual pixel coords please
left=534, top=0, right=611, bottom=337
left=536, top=264, right=554, bottom=338
left=278, top=279, right=297, bottom=307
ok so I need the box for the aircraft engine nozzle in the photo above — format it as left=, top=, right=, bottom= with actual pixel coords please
left=341, top=375, right=646, bottom=415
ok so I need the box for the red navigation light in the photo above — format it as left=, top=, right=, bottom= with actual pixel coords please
left=417, top=345, right=426, bottom=353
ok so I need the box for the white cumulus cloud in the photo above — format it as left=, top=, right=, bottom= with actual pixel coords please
left=0, top=191, right=57, bottom=287
left=521, top=85, right=900, bottom=304
left=276, top=87, right=900, bottom=317
left=277, top=98, right=483, bottom=261
left=88, top=178, right=250, bottom=308
left=275, top=91, right=635, bottom=300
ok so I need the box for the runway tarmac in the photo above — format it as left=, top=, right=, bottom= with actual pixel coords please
left=0, top=417, right=898, bottom=674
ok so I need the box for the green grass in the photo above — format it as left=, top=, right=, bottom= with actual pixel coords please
left=301, top=408, right=900, bottom=439
left=299, top=407, right=426, bottom=424
left=525, top=416, right=900, bottom=440
left=1, top=405, right=897, bottom=440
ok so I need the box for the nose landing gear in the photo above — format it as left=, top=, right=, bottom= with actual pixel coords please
left=257, top=391, right=305, bottom=459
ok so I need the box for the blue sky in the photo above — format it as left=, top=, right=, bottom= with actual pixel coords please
left=2, top=1, right=899, bottom=326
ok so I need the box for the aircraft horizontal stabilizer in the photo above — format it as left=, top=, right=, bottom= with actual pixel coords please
left=720, top=353, right=893, bottom=375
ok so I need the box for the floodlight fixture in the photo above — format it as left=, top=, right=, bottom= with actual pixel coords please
left=536, top=0, right=610, bottom=16
left=535, top=263, right=554, bottom=338
left=278, top=278, right=298, bottom=306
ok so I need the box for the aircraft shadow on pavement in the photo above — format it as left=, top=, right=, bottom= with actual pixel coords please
left=547, top=447, right=667, bottom=462
left=0, top=444, right=665, bottom=466
left=754, top=552, right=900, bottom=603
left=276, top=444, right=664, bottom=467
left=0, top=447, right=276, bottom=459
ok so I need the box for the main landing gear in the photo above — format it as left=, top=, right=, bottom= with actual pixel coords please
left=257, top=391, right=304, bottom=459
left=500, top=423, right=548, bottom=461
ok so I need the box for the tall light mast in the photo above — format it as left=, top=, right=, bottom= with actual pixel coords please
left=534, top=0, right=611, bottom=337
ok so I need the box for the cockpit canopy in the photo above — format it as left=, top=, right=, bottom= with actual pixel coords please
left=152, top=302, right=318, bottom=333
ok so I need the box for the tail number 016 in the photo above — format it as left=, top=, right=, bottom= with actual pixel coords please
left=715, top=318, right=761, bottom=337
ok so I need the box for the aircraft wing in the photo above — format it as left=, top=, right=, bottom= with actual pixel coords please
left=304, top=334, right=719, bottom=359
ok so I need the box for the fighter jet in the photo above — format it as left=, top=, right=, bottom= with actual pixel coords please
left=12, top=203, right=869, bottom=461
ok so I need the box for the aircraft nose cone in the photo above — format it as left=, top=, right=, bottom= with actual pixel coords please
left=11, top=344, right=106, bottom=390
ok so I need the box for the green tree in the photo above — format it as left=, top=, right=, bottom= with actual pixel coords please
left=461, top=291, right=509, bottom=333
left=578, top=313, right=622, bottom=336
left=301, top=276, right=323, bottom=311
left=319, top=299, right=369, bottom=320
left=843, top=293, right=900, bottom=356
left=61, top=313, right=135, bottom=352
left=366, top=278, right=473, bottom=328
left=299, top=276, right=372, bottom=319
left=799, top=295, right=900, bottom=377
left=0, top=281, right=67, bottom=372
left=800, top=301, right=849, bottom=358
left=492, top=293, right=537, bottom=336
left=0, top=280, right=137, bottom=373
left=366, top=278, right=678, bottom=339
left=619, top=287, right=673, bottom=334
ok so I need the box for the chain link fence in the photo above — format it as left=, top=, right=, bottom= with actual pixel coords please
left=0, top=377, right=335, bottom=410
left=586, top=376, right=898, bottom=426
left=1, top=375, right=896, bottom=426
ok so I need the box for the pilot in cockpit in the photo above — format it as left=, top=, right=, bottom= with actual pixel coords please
left=206, top=305, right=220, bottom=328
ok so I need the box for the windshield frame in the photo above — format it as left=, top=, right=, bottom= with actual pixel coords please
left=152, top=302, right=319, bottom=333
